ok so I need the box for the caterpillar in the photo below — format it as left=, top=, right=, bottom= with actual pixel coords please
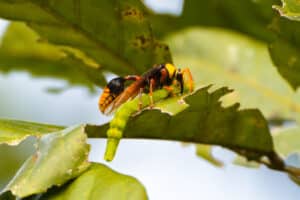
left=104, top=89, right=170, bottom=161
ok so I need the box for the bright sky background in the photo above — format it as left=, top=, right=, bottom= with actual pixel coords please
left=0, top=1, right=299, bottom=200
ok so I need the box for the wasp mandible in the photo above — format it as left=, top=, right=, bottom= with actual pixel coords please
left=99, top=63, right=194, bottom=115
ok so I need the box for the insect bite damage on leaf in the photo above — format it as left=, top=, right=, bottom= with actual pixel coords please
left=133, top=35, right=152, bottom=50
left=121, top=6, right=145, bottom=21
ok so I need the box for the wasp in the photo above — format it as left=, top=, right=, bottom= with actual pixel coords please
left=99, top=63, right=194, bottom=115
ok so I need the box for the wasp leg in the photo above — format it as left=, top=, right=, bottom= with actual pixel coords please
left=163, top=85, right=176, bottom=97
left=125, top=75, right=144, bottom=111
left=138, top=87, right=144, bottom=111
left=163, top=85, right=173, bottom=92
left=124, top=75, right=142, bottom=81
left=149, top=78, right=155, bottom=108
left=182, top=68, right=194, bottom=92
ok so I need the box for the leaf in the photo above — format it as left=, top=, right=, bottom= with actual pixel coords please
left=268, top=10, right=300, bottom=89
left=0, top=125, right=90, bottom=198
left=86, top=86, right=280, bottom=165
left=273, top=0, right=300, bottom=21
left=37, top=163, right=148, bottom=200
left=233, top=156, right=260, bottom=168
left=0, top=0, right=171, bottom=76
left=0, top=139, right=35, bottom=190
left=273, top=127, right=300, bottom=156
left=195, top=145, right=223, bottom=167
left=234, top=126, right=300, bottom=169
left=0, top=22, right=106, bottom=91
left=0, top=121, right=148, bottom=199
left=165, top=27, right=300, bottom=122
left=0, top=192, right=14, bottom=200
left=284, top=153, right=300, bottom=185
left=149, top=0, right=279, bottom=42
left=147, top=0, right=300, bottom=90
left=0, top=119, right=63, bottom=145
left=273, top=126, right=300, bottom=184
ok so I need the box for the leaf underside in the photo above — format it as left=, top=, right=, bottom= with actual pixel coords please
left=165, top=27, right=300, bottom=122
left=1, top=125, right=90, bottom=198
left=147, top=0, right=300, bottom=90
left=36, top=163, right=148, bottom=200
left=0, top=119, right=63, bottom=145
left=0, top=0, right=171, bottom=87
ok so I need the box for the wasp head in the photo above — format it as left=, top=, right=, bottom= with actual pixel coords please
left=107, top=77, right=126, bottom=96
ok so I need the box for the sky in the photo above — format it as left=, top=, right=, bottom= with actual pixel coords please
left=0, top=1, right=299, bottom=199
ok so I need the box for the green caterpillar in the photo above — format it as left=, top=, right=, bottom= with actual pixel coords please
left=104, top=89, right=170, bottom=161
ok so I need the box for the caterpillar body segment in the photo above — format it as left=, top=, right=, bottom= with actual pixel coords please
left=104, top=89, right=170, bottom=161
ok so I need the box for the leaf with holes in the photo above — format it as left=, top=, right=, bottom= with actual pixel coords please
left=86, top=86, right=282, bottom=167
left=0, top=0, right=171, bottom=78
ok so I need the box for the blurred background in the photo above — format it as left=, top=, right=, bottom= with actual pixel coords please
left=0, top=0, right=299, bottom=199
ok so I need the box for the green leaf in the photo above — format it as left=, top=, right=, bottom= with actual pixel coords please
left=0, top=192, right=14, bottom=200
left=268, top=10, right=300, bottom=89
left=260, top=0, right=300, bottom=90
left=0, top=119, right=63, bottom=145
left=0, top=0, right=171, bottom=76
left=38, top=163, right=148, bottom=200
left=195, top=145, right=223, bottom=167
left=165, top=27, right=300, bottom=122
left=0, top=139, right=35, bottom=190
left=147, top=0, right=300, bottom=90
left=0, top=125, right=90, bottom=198
left=234, top=126, right=300, bottom=169
left=273, top=127, right=300, bottom=156
left=233, top=156, right=260, bottom=168
left=87, top=86, right=278, bottom=164
left=149, top=0, right=279, bottom=42
left=0, top=22, right=106, bottom=91
left=273, top=0, right=300, bottom=21
left=273, top=128, right=300, bottom=183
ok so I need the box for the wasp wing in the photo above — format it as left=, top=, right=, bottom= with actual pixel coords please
left=100, top=79, right=144, bottom=115
left=103, top=79, right=145, bottom=115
